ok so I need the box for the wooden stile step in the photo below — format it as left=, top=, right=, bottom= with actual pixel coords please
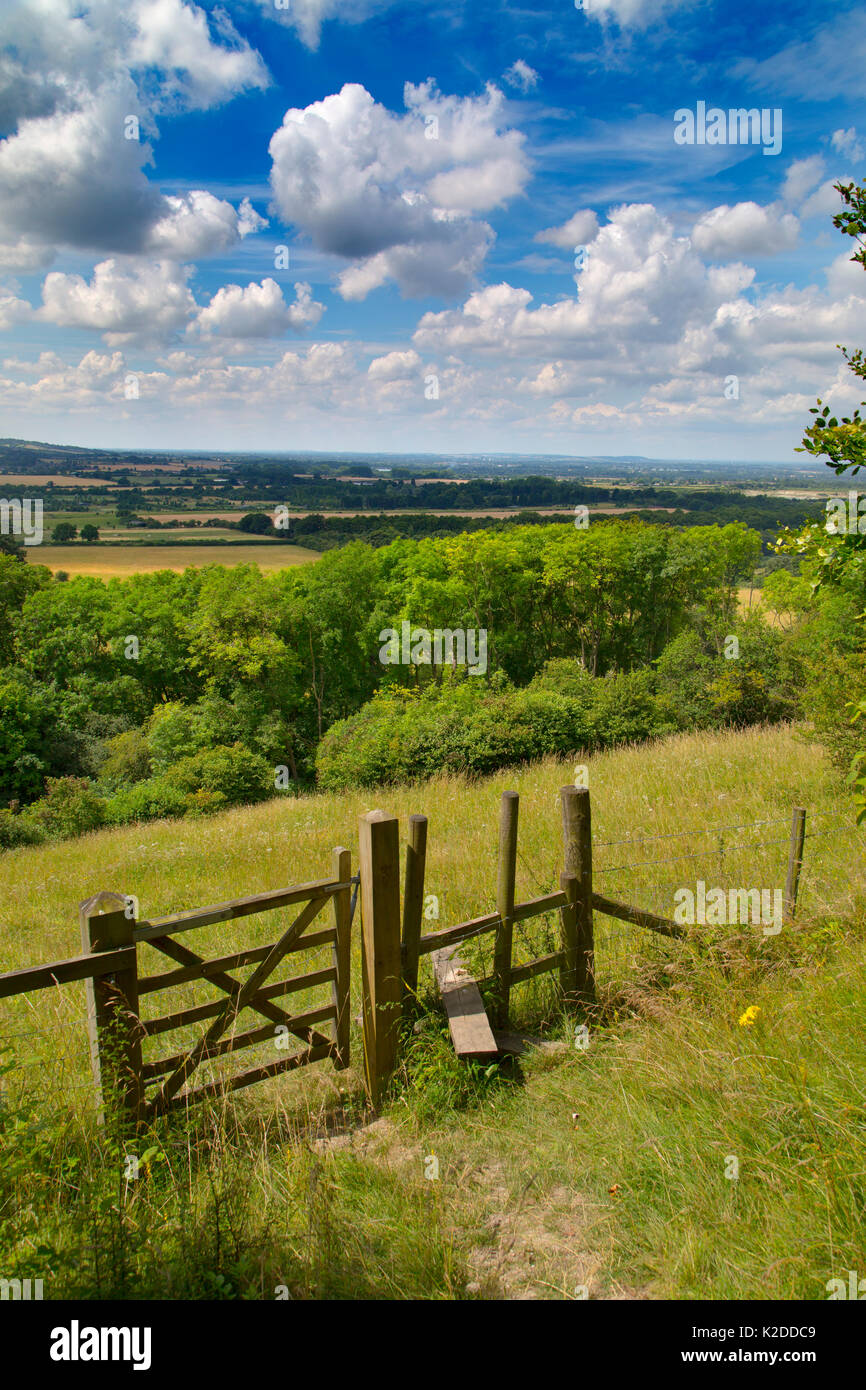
left=430, top=945, right=499, bottom=1060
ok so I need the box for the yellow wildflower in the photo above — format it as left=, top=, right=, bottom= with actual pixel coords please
left=738, top=1005, right=762, bottom=1028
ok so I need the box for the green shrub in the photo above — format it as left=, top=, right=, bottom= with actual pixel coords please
left=104, top=777, right=190, bottom=826
left=587, top=667, right=675, bottom=746
left=22, top=777, right=106, bottom=840
left=0, top=809, right=44, bottom=849
left=98, top=728, right=152, bottom=790
left=159, top=744, right=273, bottom=804
left=437, top=688, right=589, bottom=776
left=316, top=678, right=663, bottom=789
left=528, top=658, right=597, bottom=703
left=105, top=744, right=274, bottom=826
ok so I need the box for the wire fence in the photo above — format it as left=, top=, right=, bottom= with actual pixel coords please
left=506, top=809, right=865, bottom=987
left=596, top=814, right=863, bottom=978
left=2, top=812, right=864, bottom=1107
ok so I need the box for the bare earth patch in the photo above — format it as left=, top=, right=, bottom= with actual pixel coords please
left=311, top=1113, right=638, bottom=1300
left=463, top=1162, right=644, bottom=1300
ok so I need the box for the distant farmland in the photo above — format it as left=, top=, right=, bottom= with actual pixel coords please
left=26, top=544, right=320, bottom=577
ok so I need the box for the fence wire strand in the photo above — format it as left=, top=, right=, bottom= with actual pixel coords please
left=595, top=835, right=796, bottom=876
left=594, top=815, right=792, bottom=849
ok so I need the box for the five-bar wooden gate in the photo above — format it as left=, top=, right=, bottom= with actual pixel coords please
left=78, top=846, right=353, bottom=1124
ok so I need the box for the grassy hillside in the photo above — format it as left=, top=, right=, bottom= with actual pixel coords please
left=1, top=722, right=864, bottom=1299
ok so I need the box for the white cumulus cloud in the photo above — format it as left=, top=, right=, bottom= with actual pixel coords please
left=146, top=193, right=267, bottom=258
left=691, top=202, right=799, bottom=258
left=193, top=279, right=325, bottom=337
left=128, top=0, right=268, bottom=110
left=367, top=348, right=422, bottom=379
left=39, top=258, right=196, bottom=345
left=535, top=209, right=599, bottom=250
left=268, top=80, right=529, bottom=299
left=0, top=1, right=269, bottom=265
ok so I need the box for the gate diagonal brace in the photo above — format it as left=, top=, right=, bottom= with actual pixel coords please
left=144, top=934, right=331, bottom=1052
left=147, top=896, right=330, bottom=1114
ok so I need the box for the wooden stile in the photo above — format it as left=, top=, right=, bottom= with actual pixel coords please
left=358, top=810, right=402, bottom=1105
left=0, top=795, right=816, bottom=1107
left=417, top=910, right=500, bottom=956
left=493, top=790, right=519, bottom=1027
left=478, top=950, right=567, bottom=993
left=414, top=893, right=567, bottom=959
left=401, top=814, right=428, bottom=1015
left=431, top=946, right=498, bottom=1060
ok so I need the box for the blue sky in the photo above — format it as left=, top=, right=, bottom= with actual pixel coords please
left=0, top=0, right=864, bottom=460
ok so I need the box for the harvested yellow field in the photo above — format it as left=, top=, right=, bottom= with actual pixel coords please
left=0, top=473, right=111, bottom=487
left=26, top=544, right=320, bottom=576
left=738, top=584, right=784, bottom=627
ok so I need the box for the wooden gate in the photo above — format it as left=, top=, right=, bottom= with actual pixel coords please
left=78, top=846, right=353, bottom=1122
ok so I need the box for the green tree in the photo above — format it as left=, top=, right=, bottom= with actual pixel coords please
left=800, top=179, right=866, bottom=479
left=0, top=534, right=25, bottom=560
left=51, top=522, right=77, bottom=542
left=781, top=178, right=866, bottom=818
left=80, top=524, right=100, bottom=542
left=0, top=672, right=86, bottom=802
left=237, top=512, right=274, bottom=535
left=0, top=553, right=50, bottom=664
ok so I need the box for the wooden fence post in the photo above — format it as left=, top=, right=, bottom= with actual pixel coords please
left=79, top=891, right=143, bottom=1129
left=358, top=811, right=402, bottom=1106
left=558, top=871, right=579, bottom=1005
left=331, top=847, right=352, bottom=1070
left=784, top=807, right=807, bottom=923
left=493, top=790, right=519, bottom=1027
left=560, top=786, right=595, bottom=1003
left=401, top=814, right=428, bottom=1017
